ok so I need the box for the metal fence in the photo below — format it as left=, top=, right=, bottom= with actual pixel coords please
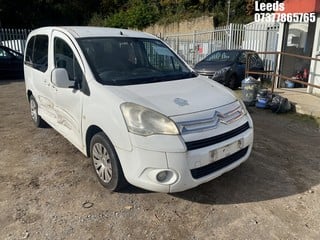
left=0, top=28, right=32, bottom=53
left=164, top=22, right=280, bottom=74
left=0, top=25, right=280, bottom=78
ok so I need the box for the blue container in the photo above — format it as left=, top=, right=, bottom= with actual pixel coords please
left=256, top=98, right=269, bottom=108
left=285, top=80, right=295, bottom=88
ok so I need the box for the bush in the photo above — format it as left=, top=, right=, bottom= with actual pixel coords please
left=104, top=1, right=159, bottom=30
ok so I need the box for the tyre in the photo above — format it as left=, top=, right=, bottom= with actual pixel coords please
left=29, top=95, right=46, bottom=128
left=228, top=74, right=238, bottom=90
left=90, top=132, right=127, bottom=191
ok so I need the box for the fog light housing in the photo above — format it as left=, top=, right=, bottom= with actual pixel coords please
left=147, top=169, right=178, bottom=185
left=156, top=171, right=169, bottom=182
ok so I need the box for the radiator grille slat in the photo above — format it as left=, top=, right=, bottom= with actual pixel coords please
left=185, top=122, right=250, bottom=151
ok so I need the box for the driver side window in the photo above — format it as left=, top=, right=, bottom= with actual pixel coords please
left=54, top=37, right=82, bottom=83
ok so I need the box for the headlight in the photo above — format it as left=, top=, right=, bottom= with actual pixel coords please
left=214, top=66, right=231, bottom=76
left=120, top=102, right=179, bottom=136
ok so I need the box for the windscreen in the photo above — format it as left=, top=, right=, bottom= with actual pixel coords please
left=203, top=50, right=239, bottom=62
left=78, top=37, right=196, bottom=85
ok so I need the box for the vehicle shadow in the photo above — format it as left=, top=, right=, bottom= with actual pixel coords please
left=172, top=109, right=320, bottom=204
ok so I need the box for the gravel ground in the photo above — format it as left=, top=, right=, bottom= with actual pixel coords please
left=0, top=80, right=320, bottom=240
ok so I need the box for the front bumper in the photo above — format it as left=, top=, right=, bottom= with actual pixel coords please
left=197, top=72, right=227, bottom=85
left=116, top=117, right=253, bottom=193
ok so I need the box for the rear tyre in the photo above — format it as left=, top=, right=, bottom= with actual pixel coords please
left=29, top=95, right=46, bottom=128
left=90, top=132, right=127, bottom=191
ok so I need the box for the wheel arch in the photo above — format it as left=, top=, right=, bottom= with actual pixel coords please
left=85, top=125, right=104, bottom=157
left=27, top=90, right=33, bottom=101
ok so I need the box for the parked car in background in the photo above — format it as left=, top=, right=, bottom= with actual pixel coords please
left=194, top=49, right=264, bottom=89
left=0, top=45, right=24, bottom=79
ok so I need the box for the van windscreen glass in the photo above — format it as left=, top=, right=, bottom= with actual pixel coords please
left=78, top=37, right=196, bottom=85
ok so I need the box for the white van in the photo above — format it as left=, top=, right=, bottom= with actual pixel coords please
left=24, top=27, right=253, bottom=193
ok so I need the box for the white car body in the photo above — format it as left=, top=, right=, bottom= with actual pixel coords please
left=24, top=26, right=253, bottom=193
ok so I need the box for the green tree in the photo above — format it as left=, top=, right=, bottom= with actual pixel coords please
left=104, top=0, right=159, bottom=29
left=0, top=0, right=262, bottom=29
left=0, top=0, right=100, bottom=28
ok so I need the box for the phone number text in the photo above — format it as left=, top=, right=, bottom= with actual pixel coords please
left=254, top=13, right=316, bottom=23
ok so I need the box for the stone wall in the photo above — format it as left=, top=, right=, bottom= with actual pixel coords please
left=143, top=16, right=214, bottom=37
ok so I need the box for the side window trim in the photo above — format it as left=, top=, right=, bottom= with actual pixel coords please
left=25, top=36, right=35, bottom=66
left=53, top=30, right=85, bottom=73
left=53, top=36, right=84, bottom=88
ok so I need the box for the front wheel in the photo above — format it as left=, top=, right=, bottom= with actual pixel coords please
left=228, top=74, right=239, bottom=90
left=90, top=132, right=127, bottom=191
left=29, top=95, right=46, bottom=128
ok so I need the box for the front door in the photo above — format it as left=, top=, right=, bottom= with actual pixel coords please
left=50, top=31, right=85, bottom=149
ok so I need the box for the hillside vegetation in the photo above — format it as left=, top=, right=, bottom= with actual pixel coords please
left=0, top=0, right=257, bottom=29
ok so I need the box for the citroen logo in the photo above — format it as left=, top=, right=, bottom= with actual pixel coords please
left=174, top=98, right=189, bottom=107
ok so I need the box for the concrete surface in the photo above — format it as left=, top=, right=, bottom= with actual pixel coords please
left=275, top=88, right=320, bottom=119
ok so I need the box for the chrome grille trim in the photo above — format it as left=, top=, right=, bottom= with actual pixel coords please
left=176, top=103, right=245, bottom=135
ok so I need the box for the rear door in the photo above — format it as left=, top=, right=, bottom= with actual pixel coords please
left=50, top=31, right=85, bottom=149
left=24, top=33, right=55, bottom=122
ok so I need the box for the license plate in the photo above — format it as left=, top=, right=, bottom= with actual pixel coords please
left=210, top=139, right=244, bottom=161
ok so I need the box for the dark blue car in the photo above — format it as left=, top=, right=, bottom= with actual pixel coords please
left=0, top=45, right=24, bottom=79
left=194, top=49, right=264, bottom=89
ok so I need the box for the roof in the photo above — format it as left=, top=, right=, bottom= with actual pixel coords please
left=29, top=26, right=157, bottom=39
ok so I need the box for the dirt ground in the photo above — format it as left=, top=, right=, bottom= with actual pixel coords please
left=0, top=80, right=319, bottom=240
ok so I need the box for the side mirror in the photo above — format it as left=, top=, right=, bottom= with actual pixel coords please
left=51, top=68, right=73, bottom=88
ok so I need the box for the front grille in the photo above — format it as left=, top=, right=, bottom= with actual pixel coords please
left=191, top=147, right=249, bottom=179
left=185, top=122, right=250, bottom=151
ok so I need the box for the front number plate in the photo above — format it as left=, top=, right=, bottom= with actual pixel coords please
left=210, top=139, right=244, bottom=162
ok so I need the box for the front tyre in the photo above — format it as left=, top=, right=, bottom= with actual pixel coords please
left=29, top=95, right=46, bottom=128
left=90, top=132, right=127, bottom=191
left=228, top=74, right=238, bottom=90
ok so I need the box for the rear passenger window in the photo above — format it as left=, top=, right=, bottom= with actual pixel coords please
left=249, top=53, right=263, bottom=68
left=25, top=37, right=35, bottom=63
left=25, top=35, right=48, bottom=72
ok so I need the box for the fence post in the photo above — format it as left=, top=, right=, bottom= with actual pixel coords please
left=175, top=35, right=179, bottom=54
left=192, top=30, right=196, bottom=65
left=210, top=31, right=213, bottom=54
left=228, top=23, right=233, bottom=49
